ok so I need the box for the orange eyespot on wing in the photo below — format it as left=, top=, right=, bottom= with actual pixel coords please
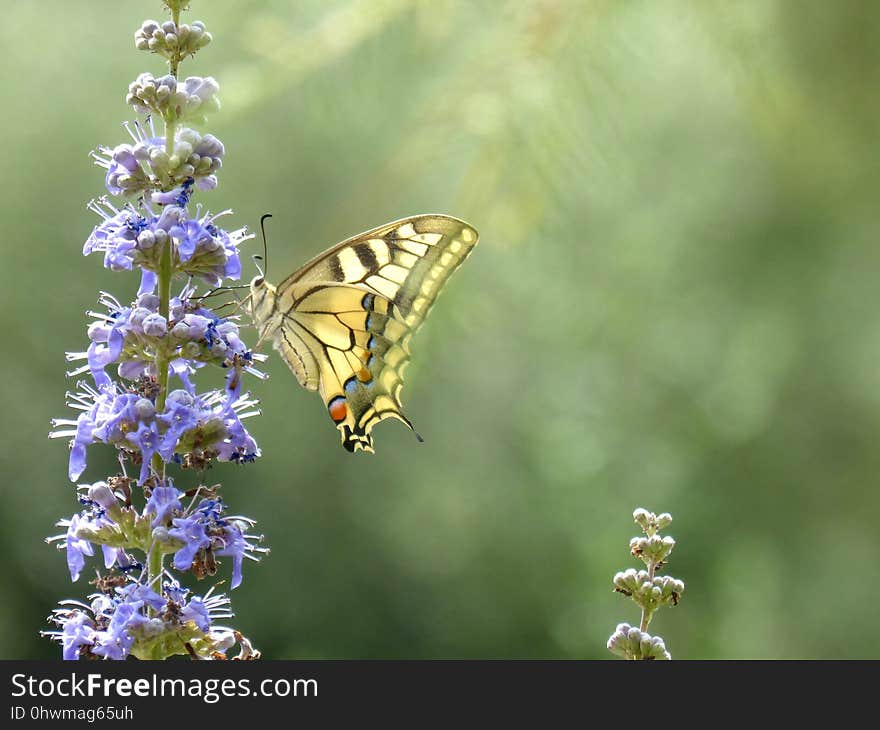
left=328, top=396, right=348, bottom=423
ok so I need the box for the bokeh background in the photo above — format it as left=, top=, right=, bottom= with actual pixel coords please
left=1, top=0, right=878, bottom=659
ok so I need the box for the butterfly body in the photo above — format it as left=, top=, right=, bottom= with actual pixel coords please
left=248, top=215, right=478, bottom=453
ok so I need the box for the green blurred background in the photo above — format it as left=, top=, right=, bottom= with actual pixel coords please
left=1, top=0, right=878, bottom=659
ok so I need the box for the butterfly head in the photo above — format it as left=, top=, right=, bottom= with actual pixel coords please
left=247, top=273, right=278, bottom=332
left=248, top=247, right=272, bottom=307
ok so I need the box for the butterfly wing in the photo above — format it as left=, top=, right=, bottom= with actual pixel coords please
left=273, top=215, right=478, bottom=452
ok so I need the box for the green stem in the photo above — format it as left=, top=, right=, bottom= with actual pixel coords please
left=147, top=0, right=184, bottom=598
left=164, top=2, right=180, bottom=159
left=639, top=561, right=656, bottom=633
left=148, top=545, right=164, bottom=590
left=169, top=3, right=181, bottom=77
left=146, top=543, right=164, bottom=618
left=152, top=238, right=173, bottom=468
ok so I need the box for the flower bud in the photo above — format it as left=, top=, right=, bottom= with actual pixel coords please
left=607, top=623, right=671, bottom=660
left=181, top=341, right=201, bottom=359
left=142, top=313, right=168, bottom=337
left=136, top=230, right=156, bottom=250
left=129, top=307, right=152, bottom=332
left=134, top=398, right=156, bottom=421
left=166, top=389, right=195, bottom=408
left=88, top=482, right=117, bottom=510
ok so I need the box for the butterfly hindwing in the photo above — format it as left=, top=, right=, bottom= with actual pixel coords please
left=252, top=215, right=478, bottom=452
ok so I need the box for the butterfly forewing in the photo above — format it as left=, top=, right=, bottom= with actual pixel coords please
left=262, top=215, right=478, bottom=453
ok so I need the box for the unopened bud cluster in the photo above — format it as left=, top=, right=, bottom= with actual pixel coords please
left=633, top=508, right=672, bottom=536
left=630, top=533, right=676, bottom=567
left=607, top=623, right=671, bottom=661
left=606, top=508, right=685, bottom=660
left=94, top=12, right=223, bottom=199
left=613, top=569, right=684, bottom=611
left=95, top=123, right=224, bottom=197
left=127, top=73, right=220, bottom=125
left=135, top=19, right=212, bottom=60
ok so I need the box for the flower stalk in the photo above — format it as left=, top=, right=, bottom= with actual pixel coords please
left=45, top=1, right=268, bottom=660
left=606, top=508, right=685, bottom=661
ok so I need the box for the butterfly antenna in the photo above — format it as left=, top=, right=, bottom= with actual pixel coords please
left=259, top=213, right=272, bottom=278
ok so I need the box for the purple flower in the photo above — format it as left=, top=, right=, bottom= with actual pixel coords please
left=91, top=391, right=140, bottom=444
left=163, top=580, right=189, bottom=605
left=65, top=515, right=94, bottom=582
left=216, top=397, right=260, bottom=464
left=168, top=209, right=246, bottom=285
left=69, top=416, right=94, bottom=482
left=168, top=516, right=210, bottom=571
left=60, top=612, right=97, bottom=661
left=169, top=358, right=196, bottom=393
left=181, top=596, right=211, bottom=631
left=215, top=524, right=246, bottom=589
left=144, top=485, right=183, bottom=526
left=156, top=393, right=199, bottom=459
left=117, top=583, right=166, bottom=612
left=58, top=386, right=139, bottom=481
left=99, top=143, right=147, bottom=196
left=84, top=199, right=147, bottom=268
left=44, top=582, right=239, bottom=660
left=126, top=421, right=160, bottom=484
left=92, top=601, right=143, bottom=660
left=171, top=216, right=211, bottom=261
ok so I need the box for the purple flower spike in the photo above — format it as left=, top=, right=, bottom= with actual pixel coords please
left=47, top=6, right=265, bottom=661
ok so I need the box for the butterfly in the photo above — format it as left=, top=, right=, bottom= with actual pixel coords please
left=247, top=214, right=478, bottom=453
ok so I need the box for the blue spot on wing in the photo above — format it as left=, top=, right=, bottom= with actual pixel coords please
left=344, top=377, right=358, bottom=394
